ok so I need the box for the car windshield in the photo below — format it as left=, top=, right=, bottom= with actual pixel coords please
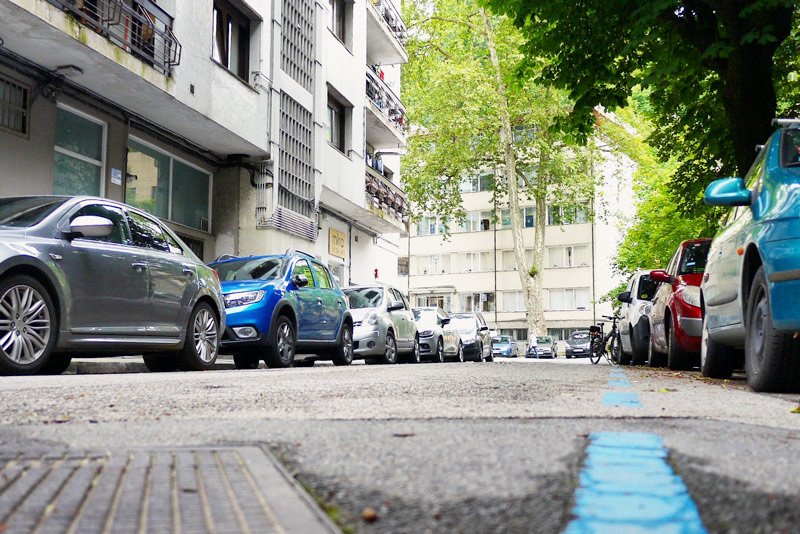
left=0, top=197, right=67, bottom=228
left=344, top=288, right=383, bottom=309
left=493, top=336, right=512, bottom=344
left=637, top=275, right=658, bottom=300
left=450, top=315, right=476, bottom=333
left=537, top=336, right=552, bottom=344
left=412, top=308, right=437, bottom=324
left=571, top=332, right=590, bottom=341
left=214, top=257, right=287, bottom=281
left=679, top=241, right=711, bottom=275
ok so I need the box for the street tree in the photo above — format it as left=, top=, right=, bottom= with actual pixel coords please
left=484, top=0, right=797, bottom=212
left=403, top=0, right=594, bottom=337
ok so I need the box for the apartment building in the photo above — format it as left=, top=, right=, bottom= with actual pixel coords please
left=401, top=151, right=634, bottom=344
left=0, top=0, right=408, bottom=286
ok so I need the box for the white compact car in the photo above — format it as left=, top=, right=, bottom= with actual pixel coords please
left=617, top=269, right=658, bottom=365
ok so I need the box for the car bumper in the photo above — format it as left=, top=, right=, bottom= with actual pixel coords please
left=352, top=327, right=385, bottom=356
left=680, top=317, right=702, bottom=338
left=220, top=326, right=269, bottom=351
left=534, top=348, right=554, bottom=358
left=419, top=335, right=437, bottom=355
left=566, top=347, right=589, bottom=357
left=769, top=278, right=800, bottom=330
left=463, top=341, right=481, bottom=356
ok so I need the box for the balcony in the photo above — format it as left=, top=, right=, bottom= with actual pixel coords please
left=46, top=0, right=181, bottom=75
left=365, top=167, right=407, bottom=232
left=366, top=66, right=407, bottom=149
left=366, top=0, right=407, bottom=65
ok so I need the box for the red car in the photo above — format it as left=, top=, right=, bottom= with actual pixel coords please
left=647, top=239, right=712, bottom=370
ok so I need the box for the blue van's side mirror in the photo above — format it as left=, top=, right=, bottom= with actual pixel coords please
left=704, top=177, right=751, bottom=207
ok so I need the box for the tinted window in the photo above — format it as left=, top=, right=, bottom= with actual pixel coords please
left=0, top=197, right=67, bottom=228
left=128, top=211, right=170, bottom=252
left=679, top=241, right=711, bottom=275
left=311, top=262, right=332, bottom=289
left=293, top=260, right=315, bottom=288
left=637, top=275, right=658, bottom=301
left=780, top=129, right=800, bottom=168
left=214, top=257, right=286, bottom=281
left=71, top=204, right=129, bottom=245
left=344, top=287, right=383, bottom=308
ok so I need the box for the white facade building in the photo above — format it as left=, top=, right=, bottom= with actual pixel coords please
left=0, top=0, right=408, bottom=285
left=401, top=149, right=635, bottom=345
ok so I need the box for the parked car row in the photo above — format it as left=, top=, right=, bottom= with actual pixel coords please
left=0, top=202, right=497, bottom=376
left=616, top=119, right=800, bottom=393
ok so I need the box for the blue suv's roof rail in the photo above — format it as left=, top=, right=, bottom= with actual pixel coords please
left=772, top=118, right=800, bottom=128
left=284, top=248, right=315, bottom=258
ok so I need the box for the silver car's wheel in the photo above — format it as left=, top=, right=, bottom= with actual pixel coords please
left=456, top=341, right=465, bottom=362
left=380, top=331, right=398, bottom=364
left=0, top=276, right=56, bottom=375
left=178, top=303, right=219, bottom=371
left=434, top=338, right=444, bottom=363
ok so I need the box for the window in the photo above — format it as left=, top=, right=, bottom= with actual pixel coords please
left=292, top=259, right=315, bottom=287
left=0, top=74, right=29, bottom=138
left=547, top=328, right=582, bottom=341
left=278, top=92, right=314, bottom=219
left=127, top=211, right=171, bottom=252
left=459, top=172, right=493, bottom=193
left=397, top=257, right=409, bottom=276
left=282, top=0, right=314, bottom=91
left=328, top=262, right=344, bottom=285
left=127, top=138, right=212, bottom=232
left=327, top=94, right=346, bottom=152
left=458, top=211, right=492, bottom=232
left=311, top=262, right=333, bottom=288
left=71, top=204, right=129, bottom=245
left=416, top=254, right=450, bottom=275
left=499, top=207, right=535, bottom=228
left=416, top=216, right=447, bottom=236
left=502, top=291, right=526, bottom=312
left=501, top=249, right=533, bottom=271
left=415, top=295, right=452, bottom=312
left=548, top=288, right=590, bottom=310
left=460, top=292, right=495, bottom=312
left=53, top=107, right=105, bottom=196
left=547, top=204, right=588, bottom=226
left=458, top=251, right=493, bottom=273
left=500, top=328, right=528, bottom=341
left=212, top=0, right=252, bottom=81
left=328, top=0, right=347, bottom=44
left=547, top=245, right=589, bottom=268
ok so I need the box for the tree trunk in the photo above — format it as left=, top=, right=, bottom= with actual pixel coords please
left=480, top=8, right=545, bottom=338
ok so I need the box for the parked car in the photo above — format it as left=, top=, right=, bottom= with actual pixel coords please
left=344, top=285, right=420, bottom=364
left=412, top=307, right=463, bottom=362
left=449, top=312, right=493, bottom=362
left=0, top=195, right=225, bottom=376
left=701, top=120, right=800, bottom=391
left=491, top=335, right=519, bottom=358
left=532, top=336, right=557, bottom=358
left=647, top=239, right=712, bottom=370
left=210, top=251, right=352, bottom=369
left=617, top=270, right=658, bottom=365
left=565, top=330, right=591, bottom=358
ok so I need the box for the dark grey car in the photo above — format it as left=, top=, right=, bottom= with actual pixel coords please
left=449, top=312, right=493, bottom=362
left=0, top=196, right=225, bottom=375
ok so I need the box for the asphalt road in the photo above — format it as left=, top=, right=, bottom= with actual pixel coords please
left=1, top=357, right=799, bottom=533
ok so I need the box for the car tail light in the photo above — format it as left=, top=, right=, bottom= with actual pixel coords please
left=213, top=269, right=220, bottom=283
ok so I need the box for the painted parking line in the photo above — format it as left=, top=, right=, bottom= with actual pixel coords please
left=564, top=432, right=707, bottom=534
left=607, top=380, right=632, bottom=388
left=609, top=371, right=627, bottom=379
left=602, top=392, right=643, bottom=407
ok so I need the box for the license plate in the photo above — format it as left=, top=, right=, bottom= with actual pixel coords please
left=573, top=348, right=584, bottom=353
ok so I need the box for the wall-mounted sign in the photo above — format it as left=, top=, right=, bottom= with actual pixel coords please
left=329, top=228, right=346, bottom=259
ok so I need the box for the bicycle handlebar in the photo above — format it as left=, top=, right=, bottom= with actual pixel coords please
left=601, top=315, right=621, bottom=321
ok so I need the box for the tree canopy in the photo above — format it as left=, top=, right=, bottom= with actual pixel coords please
left=483, top=0, right=798, bottom=213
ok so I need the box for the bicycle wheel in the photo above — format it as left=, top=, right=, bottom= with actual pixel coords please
left=589, top=338, right=602, bottom=364
left=609, top=331, right=622, bottom=365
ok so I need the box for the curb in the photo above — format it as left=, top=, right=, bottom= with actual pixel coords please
left=64, top=356, right=238, bottom=374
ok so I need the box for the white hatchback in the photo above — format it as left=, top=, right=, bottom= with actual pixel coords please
left=617, top=270, right=659, bottom=365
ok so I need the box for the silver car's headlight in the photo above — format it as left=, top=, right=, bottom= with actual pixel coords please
left=365, top=311, right=380, bottom=326
left=224, top=290, right=265, bottom=308
left=682, top=286, right=701, bottom=308
left=419, top=329, right=434, bottom=337
left=462, top=334, right=476, bottom=344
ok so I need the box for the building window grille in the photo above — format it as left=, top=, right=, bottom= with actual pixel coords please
left=0, top=75, right=29, bottom=138
left=281, top=0, right=314, bottom=91
left=278, top=92, right=314, bottom=219
left=176, top=232, right=205, bottom=260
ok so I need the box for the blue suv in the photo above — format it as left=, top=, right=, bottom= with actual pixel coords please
left=209, top=250, right=353, bottom=369
left=702, top=119, right=800, bottom=392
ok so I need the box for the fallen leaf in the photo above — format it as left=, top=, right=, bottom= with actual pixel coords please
left=362, top=508, right=378, bottom=522
left=560, top=393, right=575, bottom=397
left=790, top=406, right=800, bottom=414
left=657, top=388, right=677, bottom=393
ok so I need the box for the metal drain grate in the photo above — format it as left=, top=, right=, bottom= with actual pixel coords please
left=0, top=446, right=339, bottom=534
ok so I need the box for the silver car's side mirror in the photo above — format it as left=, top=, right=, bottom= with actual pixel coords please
left=69, top=215, right=114, bottom=239
left=388, top=300, right=405, bottom=311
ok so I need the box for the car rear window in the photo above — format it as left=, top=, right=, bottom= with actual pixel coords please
left=0, top=197, right=67, bottom=228
left=637, top=275, right=658, bottom=301
left=679, top=241, right=711, bottom=275
left=780, top=129, right=800, bottom=168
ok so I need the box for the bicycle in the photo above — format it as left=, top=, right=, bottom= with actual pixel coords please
left=589, top=315, right=623, bottom=365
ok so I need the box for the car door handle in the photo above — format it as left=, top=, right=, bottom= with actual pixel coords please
left=317, top=298, right=323, bottom=305
left=182, top=265, right=194, bottom=276
left=131, top=261, right=148, bottom=271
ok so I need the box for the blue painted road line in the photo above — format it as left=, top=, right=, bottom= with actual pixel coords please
left=607, top=380, right=632, bottom=388
left=609, top=371, right=627, bottom=378
left=602, top=392, right=642, bottom=407
left=564, top=432, right=707, bottom=534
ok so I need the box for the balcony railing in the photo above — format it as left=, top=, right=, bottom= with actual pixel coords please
left=48, top=0, right=182, bottom=74
left=370, top=0, right=406, bottom=45
left=366, top=171, right=407, bottom=223
left=366, top=66, right=407, bottom=133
